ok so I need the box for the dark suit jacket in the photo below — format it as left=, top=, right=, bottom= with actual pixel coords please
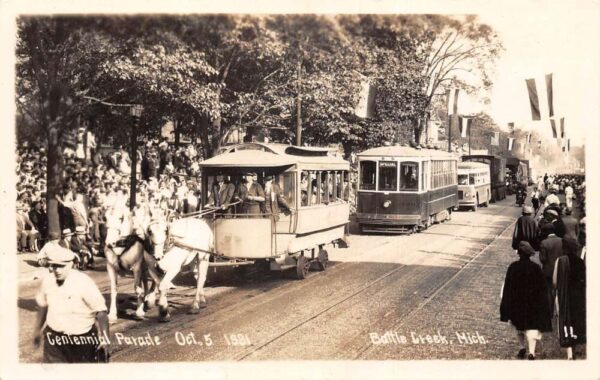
left=264, top=183, right=291, bottom=220
left=234, top=182, right=265, bottom=214
left=539, top=234, right=563, bottom=278
left=562, top=215, right=579, bottom=240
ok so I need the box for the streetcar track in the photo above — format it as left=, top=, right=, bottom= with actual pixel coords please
left=352, top=216, right=518, bottom=359
left=232, top=204, right=514, bottom=360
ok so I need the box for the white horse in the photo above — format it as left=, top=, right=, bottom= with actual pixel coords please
left=143, top=216, right=213, bottom=322
left=104, top=207, right=157, bottom=322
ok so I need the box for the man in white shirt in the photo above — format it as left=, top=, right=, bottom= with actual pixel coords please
left=33, top=246, right=110, bottom=362
left=564, top=183, right=575, bottom=211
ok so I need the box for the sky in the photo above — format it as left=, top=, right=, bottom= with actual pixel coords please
left=476, top=2, right=600, bottom=146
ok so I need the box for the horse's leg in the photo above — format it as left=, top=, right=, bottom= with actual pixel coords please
left=190, top=253, right=209, bottom=313
left=132, top=247, right=146, bottom=320
left=105, top=252, right=119, bottom=323
left=143, top=252, right=160, bottom=308
left=157, top=265, right=181, bottom=323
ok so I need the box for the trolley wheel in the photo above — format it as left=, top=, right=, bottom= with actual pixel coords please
left=296, top=254, right=310, bottom=280
left=317, top=249, right=329, bottom=271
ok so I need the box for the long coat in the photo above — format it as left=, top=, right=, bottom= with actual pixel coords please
left=500, top=256, right=552, bottom=332
left=555, top=254, right=586, bottom=347
left=539, top=235, right=563, bottom=279
left=512, top=215, right=540, bottom=250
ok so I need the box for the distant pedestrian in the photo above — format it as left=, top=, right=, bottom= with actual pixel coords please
left=33, top=246, right=110, bottom=362
left=512, top=206, right=540, bottom=251
left=564, top=183, right=575, bottom=211
left=544, top=188, right=560, bottom=208
left=500, top=241, right=552, bottom=360
left=531, top=188, right=541, bottom=215
left=553, top=236, right=586, bottom=359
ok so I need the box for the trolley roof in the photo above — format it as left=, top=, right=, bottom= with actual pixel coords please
left=357, top=145, right=458, bottom=159
left=458, top=161, right=491, bottom=170
left=200, top=143, right=349, bottom=170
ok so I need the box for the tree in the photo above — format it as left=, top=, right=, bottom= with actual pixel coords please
left=418, top=15, right=503, bottom=143
left=16, top=16, right=117, bottom=236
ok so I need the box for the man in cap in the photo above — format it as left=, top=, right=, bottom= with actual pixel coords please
left=512, top=205, right=540, bottom=251
left=234, top=172, right=265, bottom=215
left=263, top=175, right=294, bottom=221
left=33, top=245, right=110, bottom=362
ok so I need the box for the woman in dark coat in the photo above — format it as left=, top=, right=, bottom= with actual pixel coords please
left=501, top=241, right=552, bottom=360
left=553, top=236, right=586, bottom=359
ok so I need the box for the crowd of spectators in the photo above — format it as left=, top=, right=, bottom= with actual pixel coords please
left=16, top=138, right=206, bottom=252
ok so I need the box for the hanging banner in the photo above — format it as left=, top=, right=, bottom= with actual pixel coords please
left=460, top=116, right=472, bottom=138
left=355, top=79, right=376, bottom=119
left=508, top=137, right=515, bottom=151
left=446, top=88, right=460, bottom=115
left=491, top=132, right=500, bottom=146
left=567, top=139, right=571, bottom=152
left=560, top=117, right=565, bottom=138
left=526, top=78, right=541, bottom=120
left=545, top=73, right=554, bottom=117
left=550, top=119, right=558, bottom=138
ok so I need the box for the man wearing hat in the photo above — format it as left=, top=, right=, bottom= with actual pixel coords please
left=60, top=228, right=73, bottom=250
left=539, top=223, right=563, bottom=311
left=234, top=172, right=265, bottom=215
left=263, top=175, right=294, bottom=221
left=33, top=245, right=110, bottom=362
left=512, top=205, right=540, bottom=251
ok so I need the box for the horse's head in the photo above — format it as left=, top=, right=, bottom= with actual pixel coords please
left=104, top=209, right=131, bottom=248
left=146, top=218, right=169, bottom=260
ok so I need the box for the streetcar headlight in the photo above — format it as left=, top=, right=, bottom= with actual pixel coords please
left=382, top=200, right=391, bottom=208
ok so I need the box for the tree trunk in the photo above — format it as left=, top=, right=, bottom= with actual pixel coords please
left=46, top=125, right=63, bottom=238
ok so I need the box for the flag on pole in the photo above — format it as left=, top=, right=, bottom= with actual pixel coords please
left=567, top=139, right=571, bottom=152
left=526, top=78, right=541, bottom=120
left=508, top=137, right=515, bottom=151
left=446, top=88, right=460, bottom=115
left=550, top=119, right=558, bottom=138
left=560, top=117, right=565, bottom=138
left=545, top=73, right=554, bottom=117
left=491, top=132, right=500, bottom=146
left=460, top=116, right=471, bottom=138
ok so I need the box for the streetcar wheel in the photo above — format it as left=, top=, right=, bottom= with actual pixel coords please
left=295, top=255, right=310, bottom=279
left=317, top=249, right=329, bottom=271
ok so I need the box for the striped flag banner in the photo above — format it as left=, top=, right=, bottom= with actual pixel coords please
left=491, top=131, right=500, bottom=146
left=446, top=88, right=460, bottom=115
left=460, top=116, right=472, bottom=138
left=508, top=137, right=515, bottom=151
left=560, top=117, right=565, bottom=138
left=550, top=119, right=558, bottom=138
left=545, top=73, right=554, bottom=117
left=526, top=78, right=541, bottom=120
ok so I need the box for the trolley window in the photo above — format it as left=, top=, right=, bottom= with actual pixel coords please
left=458, top=174, right=469, bottom=185
left=400, top=162, right=419, bottom=191
left=378, top=161, right=397, bottom=191
left=360, top=161, right=376, bottom=190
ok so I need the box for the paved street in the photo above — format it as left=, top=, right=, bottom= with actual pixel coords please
left=17, top=194, right=578, bottom=362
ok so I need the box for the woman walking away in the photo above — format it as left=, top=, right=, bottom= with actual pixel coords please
left=553, top=236, right=586, bottom=359
left=501, top=241, right=552, bottom=360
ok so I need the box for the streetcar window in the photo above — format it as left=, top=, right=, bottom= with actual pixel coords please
left=400, top=162, right=418, bottom=191
left=360, top=161, right=376, bottom=190
left=469, top=173, right=476, bottom=185
left=458, top=174, right=469, bottom=185
left=279, top=172, right=295, bottom=208
left=378, top=161, right=397, bottom=191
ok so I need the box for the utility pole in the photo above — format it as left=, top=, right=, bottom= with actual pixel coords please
left=129, top=104, right=143, bottom=211
left=447, top=113, right=452, bottom=153
left=295, top=58, right=302, bottom=146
